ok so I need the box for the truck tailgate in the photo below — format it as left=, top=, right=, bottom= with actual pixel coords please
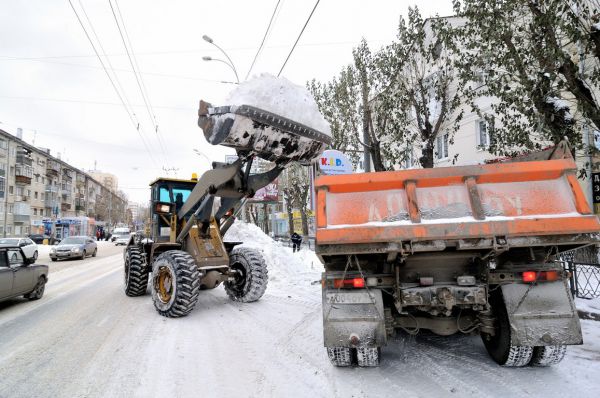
left=315, top=159, right=600, bottom=245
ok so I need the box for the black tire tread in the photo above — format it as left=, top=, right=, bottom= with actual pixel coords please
left=224, top=247, right=268, bottom=303
left=327, top=347, right=352, bottom=367
left=124, top=246, right=149, bottom=297
left=530, top=345, right=566, bottom=367
left=151, top=250, right=201, bottom=318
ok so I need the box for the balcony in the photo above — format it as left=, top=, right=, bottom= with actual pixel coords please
left=62, top=169, right=73, bottom=182
left=75, top=196, right=85, bottom=211
left=76, top=174, right=86, bottom=188
left=47, top=160, right=60, bottom=178
left=14, top=202, right=30, bottom=222
left=15, top=164, right=33, bottom=185
left=16, top=195, right=30, bottom=202
left=61, top=203, right=71, bottom=212
left=16, top=147, right=33, bottom=165
left=45, top=185, right=58, bottom=194
left=45, top=197, right=58, bottom=208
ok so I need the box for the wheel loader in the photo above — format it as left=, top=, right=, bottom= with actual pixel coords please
left=124, top=100, right=330, bottom=317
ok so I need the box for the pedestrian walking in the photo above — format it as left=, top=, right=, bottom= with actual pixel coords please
left=291, top=232, right=303, bottom=253
left=96, top=229, right=101, bottom=241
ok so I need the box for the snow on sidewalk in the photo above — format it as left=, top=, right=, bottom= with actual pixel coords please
left=224, top=221, right=323, bottom=296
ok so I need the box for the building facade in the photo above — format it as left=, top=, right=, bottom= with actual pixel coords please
left=0, top=129, right=128, bottom=238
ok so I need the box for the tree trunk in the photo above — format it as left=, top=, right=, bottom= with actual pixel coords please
left=419, top=138, right=435, bottom=168
left=262, top=203, right=270, bottom=235
left=300, top=208, right=309, bottom=236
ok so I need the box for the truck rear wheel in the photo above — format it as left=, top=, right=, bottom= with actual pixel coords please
left=530, top=345, right=566, bottom=366
left=356, top=347, right=380, bottom=367
left=224, top=247, right=268, bottom=303
left=327, top=347, right=352, bottom=367
left=151, top=250, right=201, bottom=318
left=482, top=291, right=533, bottom=367
left=124, top=247, right=148, bottom=297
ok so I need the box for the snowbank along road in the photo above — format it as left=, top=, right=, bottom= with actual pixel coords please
left=0, top=227, right=599, bottom=398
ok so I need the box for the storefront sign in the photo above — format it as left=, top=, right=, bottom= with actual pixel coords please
left=249, top=179, right=279, bottom=202
left=318, top=149, right=353, bottom=175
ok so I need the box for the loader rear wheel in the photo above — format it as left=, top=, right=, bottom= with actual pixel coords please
left=327, top=347, right=352, bottom=367
left=530, top=345, right=567, bottom=367
left=151, top=250, right=200, bottom=318
left=224, top=247, right=268, bottom=303
left=482, top=290, right=533, bottom=367
left=124, top=247, right=148, bottom=297
left=357, top=347, right=381, bottom=367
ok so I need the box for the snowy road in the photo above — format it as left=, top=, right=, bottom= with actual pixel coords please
left=0, top=230, right=599, bottom=398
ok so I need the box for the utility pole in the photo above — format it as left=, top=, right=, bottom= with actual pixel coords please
left=3, top=140, right=10, bottom=237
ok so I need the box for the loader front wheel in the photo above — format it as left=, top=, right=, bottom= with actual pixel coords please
left=151, top=250, right=200, bottom=318
left=482, top=290, right=533, bottom=367
left=124, top=247, right=148, bottom=297
left=224, top=247, right=268, bottom=303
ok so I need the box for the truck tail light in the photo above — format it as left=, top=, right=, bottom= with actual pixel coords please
left=522, top=270, right=561, bottom=283
left=333, top=277, right=365, bottom=289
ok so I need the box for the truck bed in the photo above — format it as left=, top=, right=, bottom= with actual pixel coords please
left=315, top=158, right=600, bottom=252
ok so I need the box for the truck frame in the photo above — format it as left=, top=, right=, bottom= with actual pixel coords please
left=315, top=141, right=600, bottom=367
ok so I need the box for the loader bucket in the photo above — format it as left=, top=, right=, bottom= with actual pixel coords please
left=198, top=101, right=331, bottom=164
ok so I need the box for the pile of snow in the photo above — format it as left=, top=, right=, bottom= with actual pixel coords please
left=224, top=220, right=323, bottom=289
left=225, top=73, right=331, bottom=136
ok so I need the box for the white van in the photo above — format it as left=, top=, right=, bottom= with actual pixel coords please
left=111, top=227, right=131, bottom=245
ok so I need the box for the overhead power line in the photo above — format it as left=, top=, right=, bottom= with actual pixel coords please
left=245, top=0, right=282, bottom=81
left=67, top=0, right=160, bottom=168
left=277, top=0, right=321, bottom=77
left=109, top=0, right=170, bottom=165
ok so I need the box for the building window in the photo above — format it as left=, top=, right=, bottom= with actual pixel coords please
left=10, top=166, right=14, bottom=176
left=9, top=186, right=13, bottom=195
left=7, top=226, right=12, bottom=235
left=476, top=119, right=491, bottom=149
left=436, top=133, right=449, bottom=160
left=8, top=204, right=13, bottom=214
left=41, top=192, right=44, bottom=200
left=40, top=209, right=43, bottom=216
left=15, top=226, right=21, bottom=236
left=35, top=191, right=38, bottom=199
left=0, top=139, right=7, bottom=149
left=34, top=208, right=37, bottom=216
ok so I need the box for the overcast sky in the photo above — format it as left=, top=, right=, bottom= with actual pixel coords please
left=0, top=0, right=453, bottom=203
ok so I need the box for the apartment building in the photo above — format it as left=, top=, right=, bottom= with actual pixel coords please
left=0, top=128, right=128, bottom=239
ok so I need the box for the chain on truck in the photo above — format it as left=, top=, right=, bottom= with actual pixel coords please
left=315, top=141, right=600, bottom=368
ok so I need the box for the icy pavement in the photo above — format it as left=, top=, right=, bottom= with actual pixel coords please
left=0, top=222, right=598, bottom=398
left=225, top=221, right=600, bottom=397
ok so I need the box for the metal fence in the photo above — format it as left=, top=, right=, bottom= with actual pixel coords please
left=559, top=246, right=600, bottom=299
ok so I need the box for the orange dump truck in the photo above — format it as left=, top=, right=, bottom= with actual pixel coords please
left=315, top=142, right=600, bottom=367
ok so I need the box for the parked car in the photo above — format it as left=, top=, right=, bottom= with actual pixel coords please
left=27, top=234, right=52, bottom=244
left=0, top=238, right=38, bottom=261
left=49, top=236, right=98, bottom=261
left=0, top=244, right=48, bottom=303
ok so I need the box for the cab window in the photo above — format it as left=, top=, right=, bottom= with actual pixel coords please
left=0, top=251, right=7, bottom=268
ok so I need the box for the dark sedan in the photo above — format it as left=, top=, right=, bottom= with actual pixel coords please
left=0, top=244, right=48, bottom=303
left=49, top=236, right=97, bottom=261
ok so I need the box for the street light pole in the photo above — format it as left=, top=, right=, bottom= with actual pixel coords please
left=202, top=34, right=240, bottom=84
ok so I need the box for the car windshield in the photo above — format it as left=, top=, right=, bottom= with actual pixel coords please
left=61, top=237, right=85, bottom=245
left=0, top=238, right=19, bottom=245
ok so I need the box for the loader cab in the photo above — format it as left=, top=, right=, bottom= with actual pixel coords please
left=149, top=177, right=196, bottom=242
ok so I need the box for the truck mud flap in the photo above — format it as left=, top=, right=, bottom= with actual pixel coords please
left=501, top=280, right=582, bottom=346
left=322, top=289, right=386, bottom=348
